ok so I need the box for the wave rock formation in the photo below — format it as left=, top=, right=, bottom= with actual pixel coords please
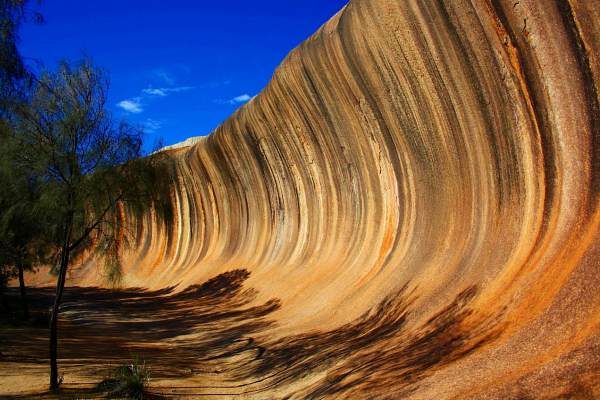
left=56, top=0, right=600, bottom=398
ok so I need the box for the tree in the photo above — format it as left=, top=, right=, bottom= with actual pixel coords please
left=0, top=0, right=43, bottom=109
left=0, top=0, right=44, bottom=318
left=0, top=129, right=49, bottom=320
left=14, top=59, right=172, bottom=391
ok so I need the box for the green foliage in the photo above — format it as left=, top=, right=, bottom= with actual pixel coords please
left=0, top=119, right=51, bottom=303
left=1, top=2, right=174, bottom=391
left=5, top=58, right=173, bottom=389
left=12, top=59, right=173, bottom=282
left=0, top=0, right=46, bottom=299
left=0, top=0, right=43, bottom=111
left=0, top=130, right=50, bottom=265
left=98, top=357, right=151, bottom=399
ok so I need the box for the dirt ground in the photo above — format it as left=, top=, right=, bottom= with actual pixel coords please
left=2, top=269, right=598, bottom=399
left=0, top=270, right=505, bottom=399
left=0, top=270, right=286, bottom=399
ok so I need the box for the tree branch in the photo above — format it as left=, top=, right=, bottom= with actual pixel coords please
left=67, top=192, right=123, bottom=253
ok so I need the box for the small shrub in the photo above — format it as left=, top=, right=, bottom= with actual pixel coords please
left=98, top=357, right=150, bottom=399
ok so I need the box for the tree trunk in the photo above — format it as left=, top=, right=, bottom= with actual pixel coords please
left=0, top=282, right=10, bottom=316
left=18, top=265, right=28, bottom=320
left=49, top=246, right=70, bottom=391
left=50, top=212, right=73, bottom=392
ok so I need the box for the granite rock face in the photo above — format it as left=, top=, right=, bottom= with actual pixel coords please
left=63, top=0, right=600, bottom=397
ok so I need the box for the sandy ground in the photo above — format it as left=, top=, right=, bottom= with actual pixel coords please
left=2, top=268, right=600, bottom=399
left=0, top=272, right=288, bottom=399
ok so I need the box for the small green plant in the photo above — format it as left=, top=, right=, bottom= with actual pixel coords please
left=98, top=357, right=150, bottom=399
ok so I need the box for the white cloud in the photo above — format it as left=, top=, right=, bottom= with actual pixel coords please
left=217, top=93, right=252, bottom=105
left=142, top=88, right=167, bottom=97
left=143, top=118, right=162, bottom=133
left=142, top=86, right=194, bottom=97
left=117, top=97, right=143, bottom=113
left=152, top=69, right=175, bottom=85
left=173, top=86, right=195, bottom=92
left=117, top=85, right=196, bottom=114
left=231, top=94, right=251, bottom=103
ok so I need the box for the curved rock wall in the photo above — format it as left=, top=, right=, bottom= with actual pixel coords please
left=65, top=0, right=600, bottom=397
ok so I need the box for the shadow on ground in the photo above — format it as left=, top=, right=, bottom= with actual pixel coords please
left=0, top=270, right=502, bottom=398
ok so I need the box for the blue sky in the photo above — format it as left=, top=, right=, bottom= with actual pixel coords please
left=19, top=1, right=348, bottom=149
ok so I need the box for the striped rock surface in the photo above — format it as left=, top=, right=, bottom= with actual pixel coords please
left=41, top=0, right=600, bottom=398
